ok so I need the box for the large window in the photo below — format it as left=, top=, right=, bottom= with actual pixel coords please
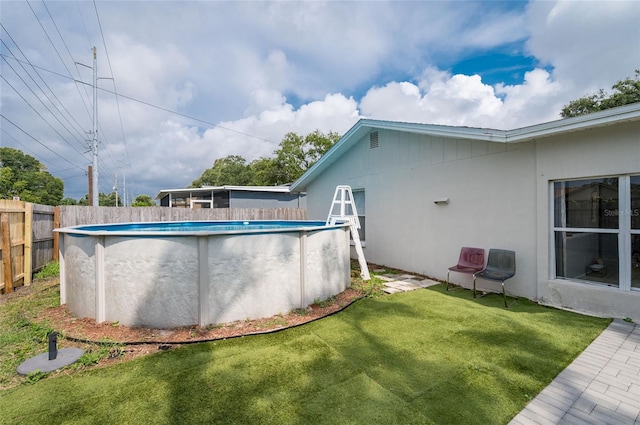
left=553, top=175, right=639, bottom=290
left=631, top=176, right=640, bottom=288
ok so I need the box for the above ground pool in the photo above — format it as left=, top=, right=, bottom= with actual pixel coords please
left=56, top=220, right=351, bottom=328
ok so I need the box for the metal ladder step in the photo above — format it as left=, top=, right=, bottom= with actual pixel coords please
left=326, top=185, right=370, bottom=280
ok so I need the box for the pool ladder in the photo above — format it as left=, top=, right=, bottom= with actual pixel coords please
left=326, top=185, right=370, bottom=280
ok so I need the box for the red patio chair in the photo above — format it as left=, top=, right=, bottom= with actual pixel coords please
left=446, top=247, right=485, bottom=291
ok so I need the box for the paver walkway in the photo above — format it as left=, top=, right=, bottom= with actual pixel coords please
left=510, top=319, right=640, bottom=425
left=374, top=271, right=441, bottom=293
left=376, top=274, right=639, bottom=424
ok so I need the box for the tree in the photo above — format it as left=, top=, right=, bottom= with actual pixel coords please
left=70, top=193, right=129, bottom=206
left=98, top=192, right=118, bottom=207
left=270, top=130, right=340, bottom=185
left=191, top=130, right=340, bottom=188
left=248, top=157, right=277, bottom=186
left=0, top=147, right=64, bottom=205
left=131, top=194, right=156, bottom=206
left=77, top=195, right=89, bottom=206
left=60, top=198, right=78, bottom=205
left=191, top=155, right=252, bottom=187
left=561, top=70, right=640, bottom=118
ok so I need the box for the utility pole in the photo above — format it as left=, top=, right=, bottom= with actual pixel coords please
left=91, top=46, right=99, bottom=207
left=88, top=165, right=93, bottom=205
left=118, top=160, right=127, bottom=207
left=78, top=47, right=108, bottom=206
left=122, top=165, right=127, bottom=207
left=114, top=173, right=118, bottom=207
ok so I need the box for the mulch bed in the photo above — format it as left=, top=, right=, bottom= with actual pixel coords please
left=31, top=286, right=367, bottom=366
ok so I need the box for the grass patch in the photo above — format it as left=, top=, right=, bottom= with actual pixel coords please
left=0, top=271, right=122, bottom=389
left=255, top=315, right=289, bottom=329
left=0, top=281, right=610, bottom=424
left=33, top=261, right=59, bottom=280
left=73, top=342, right=124, bottom=368
left=351, top=260, right=387, bottom=297
left=312, top=295, right=337, bottom=308
left=0, top=280, right=59, bottom=389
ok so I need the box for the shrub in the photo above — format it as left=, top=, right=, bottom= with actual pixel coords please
left=34, top=262, right=59, bottom=279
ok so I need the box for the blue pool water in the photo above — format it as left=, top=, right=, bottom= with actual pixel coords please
left=66, top=220, right=334, bottom=235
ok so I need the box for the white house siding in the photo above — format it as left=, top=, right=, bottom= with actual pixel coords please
left=305, top=129, right=540, bottom=300
left=534, top=121, right=640, bottom=320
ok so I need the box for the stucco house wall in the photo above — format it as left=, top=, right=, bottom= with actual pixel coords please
left=534, top=120, right=640, bottom=319
left=296, top=105, right=640, bottom=320
left=306, top=130, right=539, bottom=300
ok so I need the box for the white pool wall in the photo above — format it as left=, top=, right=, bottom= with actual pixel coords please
left=58, top=224, right=351, bottom=328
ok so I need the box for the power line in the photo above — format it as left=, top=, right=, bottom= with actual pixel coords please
left=0, top=113, right=87, bottom=171
left=0, top=26, right=88, bottom=142
left=0, top=140, right=87, bottom=200
left=0, top=43, right=88, bottom=149
left=112, top=91, right=278, bottom=144
left=58, top=172, right=86, bottom=178
left=1, top=129, right=83, bottom=180
left=1, top=127, right=44, bottom=160
left=1, top=128, right=87, bottom=199
left=39, top=1, right=94, bottom=124
left=25, top=0, right=76, bottom=86
left=22, top=2, right=94, bottom=128
left=0, top=54, right=278, bottom=145
left=0, top=73, right=91, bottom=158
left=76, top=1, right=93, bottom=50
left=73, top=1, right=97, bottom=124
left=92, top=0, right=133, bottom=174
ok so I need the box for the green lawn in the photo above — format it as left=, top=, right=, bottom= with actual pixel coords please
left=0, top=283, right=610, bottom=425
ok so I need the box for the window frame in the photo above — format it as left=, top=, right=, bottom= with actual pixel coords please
left=551, top=174, right=638, bottom=291
left=190, top=199, right=213, bottom=209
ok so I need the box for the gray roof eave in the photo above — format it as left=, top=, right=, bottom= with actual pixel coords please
left=155, top=185, right=296, bottom=200
left=505, top=102, right=640, bottom=142
left=290, top=103, right=640, bottom=192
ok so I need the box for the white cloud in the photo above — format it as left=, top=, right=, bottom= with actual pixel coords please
left=495, top=68, right=564, bottom=127
left=360, top=69, right=505, bottom=127
left=525, top=1, right=640, bottom=93
left=108, top=34, right=192, bottom=107
left=1, top=0, right=637, bottom=201
left=124, top=92, right=361, bottom=193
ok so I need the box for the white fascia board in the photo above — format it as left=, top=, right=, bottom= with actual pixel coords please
left=364, top=119, right=507, bottom=142
left=157, top=187, right=221, bottom=194
left=505, top=103, right=640, bottom=143
left=280, top=104, right=640, bottom=191
left=222, top=185, right=293, bottom=193
left=155, top=185, right=295, bottom=199
left=155, top=188, right=218, bottom=200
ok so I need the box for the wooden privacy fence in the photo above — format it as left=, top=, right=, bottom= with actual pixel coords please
left=0, top=205, right=306, bottom=294
left=0, top=200, right=55, bottom=293
left=56, top=206, right=307, bottom=226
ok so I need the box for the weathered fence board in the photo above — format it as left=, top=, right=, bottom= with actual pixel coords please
left=0, top=200, right=28, bottom=293
left=32, top=204, right=55, bottom=274
left=57, top=206, right=306, bottom=227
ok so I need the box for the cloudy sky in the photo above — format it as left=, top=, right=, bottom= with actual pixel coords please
left=1, top=1, right=638, bottom=202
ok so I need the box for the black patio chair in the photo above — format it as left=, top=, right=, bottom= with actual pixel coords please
left=473, top=249, right=517, bottom=307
